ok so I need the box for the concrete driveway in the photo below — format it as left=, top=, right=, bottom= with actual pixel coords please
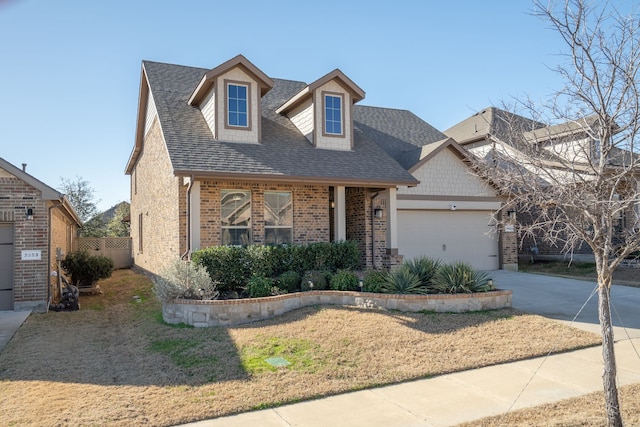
left=491, top=270, right=640, bottom=339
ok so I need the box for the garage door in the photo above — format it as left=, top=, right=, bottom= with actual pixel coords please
left=398, top=210, right=499, bottom=270
left=0, top=224, right=14, bottom=310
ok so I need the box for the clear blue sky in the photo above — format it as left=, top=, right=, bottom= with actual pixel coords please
left=0, top=0, right=564, bottom=212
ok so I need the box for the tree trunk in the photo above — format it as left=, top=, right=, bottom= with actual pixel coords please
left=598, top=278, right=623, bottom=426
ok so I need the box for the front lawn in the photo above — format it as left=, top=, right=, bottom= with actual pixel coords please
left=0, top=269, right=601, bottom=426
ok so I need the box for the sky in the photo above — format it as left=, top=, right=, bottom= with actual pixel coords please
left=0, top=0, right=567, bottom=213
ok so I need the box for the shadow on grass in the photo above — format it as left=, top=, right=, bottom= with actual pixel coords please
left=0, top=270, right=599, bottom=390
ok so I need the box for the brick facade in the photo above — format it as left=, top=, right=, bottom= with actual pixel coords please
left=0, top=171, right=78, bottom=311
left=198, top=180, right=330, bottom=248
left=129, top=118, right=182, bottom=274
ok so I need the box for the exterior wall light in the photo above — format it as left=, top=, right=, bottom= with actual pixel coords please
left=26, top=208, right=34, bottom=220
left=374, top=208, right=383, bottom=218
left=506, top=209, right=516, bottom=220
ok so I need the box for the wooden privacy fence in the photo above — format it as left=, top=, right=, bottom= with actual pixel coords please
left=74, top=237, right=133, bottom=269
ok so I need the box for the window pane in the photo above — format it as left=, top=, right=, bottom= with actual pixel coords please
left=325, top=95, right=342, bottom=135
left=228, top=83, right=248, bottom=127
left=265, top=191, right=292, bottom=226
left=222, top=228, right=251, bottom=246
left=221, top=190, right=251, bottom=227
left=265, top=228, right=292, bottom=245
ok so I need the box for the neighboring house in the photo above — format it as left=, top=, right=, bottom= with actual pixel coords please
left=125, top=55, right=516, bottom=276
left=444, top=107, right=635, bottom=259
left=0, top=158, right=81, bottom=311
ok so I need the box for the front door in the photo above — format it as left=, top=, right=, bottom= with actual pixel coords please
left=0, top=224, right=14, bottom=310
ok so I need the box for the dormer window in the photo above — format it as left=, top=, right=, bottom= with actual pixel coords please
left=324, top=93, right=343, bottom=136
left=226, top=81, right=250, bottom=128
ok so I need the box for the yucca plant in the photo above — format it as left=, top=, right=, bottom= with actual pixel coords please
left=405, top=256, right=440, bottom=288
left=381, top=265, right=426, bottom=294
left=431, top=261, right=492, bottom=294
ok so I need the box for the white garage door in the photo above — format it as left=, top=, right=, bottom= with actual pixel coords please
left=398, top=210, right=499, bottom=270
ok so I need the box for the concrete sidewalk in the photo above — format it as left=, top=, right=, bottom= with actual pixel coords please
left=178, top=339, right=640, bottom=427
left=0, top=310, right=30, bottom=353
left=178, top=271, right=640, bottom=427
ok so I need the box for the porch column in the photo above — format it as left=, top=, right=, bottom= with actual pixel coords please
left=384, top=187, right=398, bottom=249
left=334, top=186, right=346, bottom=241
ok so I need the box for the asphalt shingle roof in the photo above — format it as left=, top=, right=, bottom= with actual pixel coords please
left=142, top=60, right=447, bottom=185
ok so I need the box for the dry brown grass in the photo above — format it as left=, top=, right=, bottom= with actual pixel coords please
left=456, top=384, right=640, bottom=427
left=0, top=269, right=603, bottom=426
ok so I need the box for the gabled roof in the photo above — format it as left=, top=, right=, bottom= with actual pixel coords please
left=276, top=69, right=366, bottom=115
left=406, top=138, right=470, bottom=174
left=0, top=157, right=82, bottom=225
left=444, top=107, right=545, bottom=145
left=127, top=60, right=457, bottom=187
left=352, top=105, right=448, bottom=169
left=188, top=54, right=274, bottom=106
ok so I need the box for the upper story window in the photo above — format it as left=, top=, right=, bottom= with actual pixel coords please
left=324, top=93, right=343, bottom=136
left=227, top=82, right=249, bottom=128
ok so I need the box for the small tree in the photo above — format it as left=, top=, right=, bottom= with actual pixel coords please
left=473, top=2, right=640, bottom=424
left=59, top=176, right=102, bottom=237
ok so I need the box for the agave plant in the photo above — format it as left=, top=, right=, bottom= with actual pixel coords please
left=404, top=256, right=440, bottom=288
left=431, top=261, right=492, bottom=294
left=381, top=265, right=426, bottom=294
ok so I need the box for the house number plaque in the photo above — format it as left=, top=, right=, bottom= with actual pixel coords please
left=21, top=250, right=42, bottom=260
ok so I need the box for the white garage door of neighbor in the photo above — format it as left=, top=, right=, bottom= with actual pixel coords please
left=398, top=210, right=499, bottom=270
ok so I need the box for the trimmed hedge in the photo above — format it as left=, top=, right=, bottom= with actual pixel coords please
left=192, top=241, right=359, bottom=293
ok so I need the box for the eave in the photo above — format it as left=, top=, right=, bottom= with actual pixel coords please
left=187, top=54, right=274, bottom=106
left=174, top=169, right=418, bottom=188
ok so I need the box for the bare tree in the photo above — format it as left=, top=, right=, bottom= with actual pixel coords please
left=472, top=1, right=640, bottom=425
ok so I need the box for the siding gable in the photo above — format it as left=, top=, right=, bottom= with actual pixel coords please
left=399, top=148, right=496, bottom=197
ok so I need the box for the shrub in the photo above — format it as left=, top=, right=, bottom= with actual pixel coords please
left=405, top=256, right=440, bottom=288
left=330, top=270, right=359, bottom=291
left=362, top=269, right=386, bottom=293
left=430, top=261, right=492, bottom=294
left=301, top=270, right=332, bottom=291
left=246, top=274, right=273, bottom=298
left=192, top=241, right=361, bottom=293
left=381, top=265, right=426, bottom=294
left=277, top=270, right=301, bottom=293
left=192, top=246, right=251, bottom=293
left=152, top=259, right=219, bottom=302
left=61, top=250, right=114, bottom=288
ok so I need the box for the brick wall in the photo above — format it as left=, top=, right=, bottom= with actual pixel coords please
left=0, top=175, right=49, bottom=310
left=198, top=180, right=330, bottom=247
left=130, top=118, right=182, bottom=275
left=345, top=188, right=388, bottom=270
left=49, top=205, right=78, bottom=302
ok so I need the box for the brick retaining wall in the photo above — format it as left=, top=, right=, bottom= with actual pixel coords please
left=162, top=290, right=512, bottom=327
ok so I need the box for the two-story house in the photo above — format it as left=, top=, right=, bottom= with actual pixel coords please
left=126, top=55, right=516, bottom=276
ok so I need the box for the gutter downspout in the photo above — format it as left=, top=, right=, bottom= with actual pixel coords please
left=181, top=176, right=194, bottom=260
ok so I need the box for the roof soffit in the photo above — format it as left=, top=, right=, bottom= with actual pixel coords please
left=125, top=64, right=151, bottom=175
left=188, top=54, right=274, bottom=106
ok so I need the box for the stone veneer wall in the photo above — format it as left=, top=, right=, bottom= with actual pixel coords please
left=163, top=290, right=512, bottom=327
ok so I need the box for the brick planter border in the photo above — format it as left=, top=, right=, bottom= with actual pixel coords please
left=162, top=289, right=512, bottom=327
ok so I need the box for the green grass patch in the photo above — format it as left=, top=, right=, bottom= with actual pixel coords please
left=240, top=336, right=325, bottom=374
left=148, top=338, right=217, bottom=369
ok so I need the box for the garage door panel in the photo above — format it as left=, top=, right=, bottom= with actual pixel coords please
left=398, top=210, right=499, bottom=270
